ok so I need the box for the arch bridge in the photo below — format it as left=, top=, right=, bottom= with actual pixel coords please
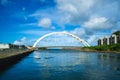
left=33, top=31, right=90, bottom=47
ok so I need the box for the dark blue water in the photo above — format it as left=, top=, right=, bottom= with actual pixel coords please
left=0, top=49, right=120, bottom=80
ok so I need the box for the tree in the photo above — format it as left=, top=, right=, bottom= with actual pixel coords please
left=112, top=30, right=120, bottom=35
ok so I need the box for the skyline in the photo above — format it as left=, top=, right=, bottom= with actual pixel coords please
left=0, top=0, right=120, bottom=46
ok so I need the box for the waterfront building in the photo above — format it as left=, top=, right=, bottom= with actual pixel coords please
left=0, top=43, right=27, bottom=50
left=98, top=34, right=120, bottom=46
left=117, top=33, right=120, bottom=43
left=19, top=45, right=27, bottom=49
left=98, top=38, right=103, bottom=46
left=103, top=36, right=109, bottom=45
left=9, top=44, right=27, bottom=49
left=109, top=35, right=117, bottom=45
left=0, top=43, right=9, bottom=49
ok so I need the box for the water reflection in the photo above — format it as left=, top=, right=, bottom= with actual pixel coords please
left=98, top=53, right=120, bottom=71
left=33, top=50, right=91, bottom=67
left=34, top=51, right=40, bottom=59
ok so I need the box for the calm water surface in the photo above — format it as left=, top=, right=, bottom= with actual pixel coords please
left=0, top=49, right=120, bottom=80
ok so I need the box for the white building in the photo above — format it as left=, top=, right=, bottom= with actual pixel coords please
left=104, top=36, right=110, bottom=45
left=98, top=38, right=103, bottom=46
left=109, top=34, right=117, bottom=45
left=0, top=43, right=9, bottom=49
left=98, top=34, right=119, bottom=46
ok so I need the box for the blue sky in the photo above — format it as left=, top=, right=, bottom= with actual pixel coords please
left=0, top=0, right=120, bottom=46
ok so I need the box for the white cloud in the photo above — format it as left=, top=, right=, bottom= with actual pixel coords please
left=56, top=0, right=94, bottom=14
left=38, top=18, right=52, bottom=28
left=13, top=37, right=27, bottom=45
left=55, top=0, right=95, bottom=24
left=13, top=37, right=36, bottom=46
left=21, top=37, right=26, bottom=41
left=55, top=0, right=120, bottom=31
left=58, top=4, right=78, bottom=14
left=70, top=28, right=86, bottom=38
left=14, top=41, right=22, bottom=45
left=29, top=0, right=120, bottom=30
left=83, top=17, right=113, bottom=30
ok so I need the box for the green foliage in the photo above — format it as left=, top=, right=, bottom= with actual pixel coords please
left=112, top=30, right=120, bottom=35
left=82, top=43, right=120, bottom=51
left=109, top=44, right=120, bottom=51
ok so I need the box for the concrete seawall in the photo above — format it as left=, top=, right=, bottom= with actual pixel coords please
left=0, top=49, right=34, bottom=71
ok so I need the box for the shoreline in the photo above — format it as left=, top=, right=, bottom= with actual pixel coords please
left=0, top=49, right=35, bottom=59
left=62, top=47, right=120, bottom=54
left=79, top=49, right=120, bottom=54
left=0, top=49, right=35, bottom=69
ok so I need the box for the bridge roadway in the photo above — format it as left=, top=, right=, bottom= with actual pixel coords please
left=37, top=46, right=82, bottom=50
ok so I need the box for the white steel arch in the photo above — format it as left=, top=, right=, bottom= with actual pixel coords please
left=33, top=31, right=90, bottom=47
